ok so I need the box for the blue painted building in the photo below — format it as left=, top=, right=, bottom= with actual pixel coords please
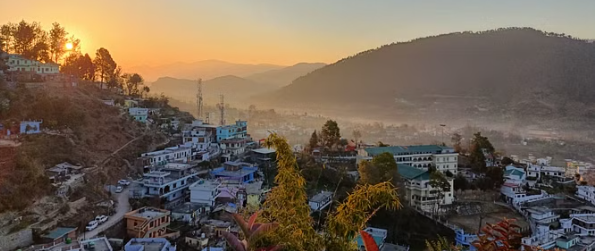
left=125, top=238, right=176, bottom=251
left=211, top=161, right=257, bottom=184
left=215, top=120, right=247, bottom=143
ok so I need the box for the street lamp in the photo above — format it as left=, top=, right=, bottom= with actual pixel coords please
left=439, top=124, right=446, bottom=145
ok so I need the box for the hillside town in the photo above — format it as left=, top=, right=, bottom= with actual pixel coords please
left=0, top=15, right=596, bottom=251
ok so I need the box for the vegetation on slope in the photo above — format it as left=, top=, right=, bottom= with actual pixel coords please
left=265, top=28, right=594, bottom=121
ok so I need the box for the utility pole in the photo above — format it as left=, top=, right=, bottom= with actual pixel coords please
left=196, top=79, right=203, bottom=120
left=440, top=124, right=446, bottom=145
left=217, top=94, right=226, bottom=126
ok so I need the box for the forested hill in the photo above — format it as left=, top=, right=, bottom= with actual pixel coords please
left=261, top=28, right=594, bottom=121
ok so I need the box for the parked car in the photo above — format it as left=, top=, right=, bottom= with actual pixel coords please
left=86, top=220, right=98, bottom=231
left=118, top=179, right=130, bottom=186
left=95, top=215, right=108, bottom=224
left=115, top=186, right=124, bottom=193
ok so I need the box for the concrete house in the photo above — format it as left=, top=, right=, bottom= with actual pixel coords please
left=124, top=207, right=171, bottom=238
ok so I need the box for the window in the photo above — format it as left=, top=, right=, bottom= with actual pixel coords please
left=134, top=221, right=138, bottom=226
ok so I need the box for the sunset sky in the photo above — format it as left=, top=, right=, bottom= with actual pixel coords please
left=1, top=0, right=594, bottom=67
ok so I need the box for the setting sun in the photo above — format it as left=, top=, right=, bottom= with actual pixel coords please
left=65, top=42, right=73, bottom=50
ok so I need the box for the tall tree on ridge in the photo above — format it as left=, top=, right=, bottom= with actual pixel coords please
left=93, top=47, right=116, bottom=88
left=49, top=22, right=68, bottom=62
left=321, top=120, right=341, bottom=149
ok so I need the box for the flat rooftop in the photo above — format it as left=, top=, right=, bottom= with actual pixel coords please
left=128, top=207, right=169, bottom=220
left=310, top=191, right=333, bottom=202
left=128, top=241, right=165, bottom=251
left=252, top=148, right=276, bottom=154
left=80, top=237, right=111, bottom=251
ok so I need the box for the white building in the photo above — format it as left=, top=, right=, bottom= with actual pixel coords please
left=6, top=54, right=59, bottom=75
left=571, top=213, right=595, bottom=236
left=398, top=164, right=454, bottom=212
left=129, top=107, right=149, bottom=123
left=140, top=145, right=192, bottom=169
left=189, top=179, right=221, bottom=207
left=357, top=145, right=458, bottom=174
left=130, top=162, right=200, bottom=205
left=309, top=191, right=333, bottom=211
left=575, top=186, right=595, bottom=205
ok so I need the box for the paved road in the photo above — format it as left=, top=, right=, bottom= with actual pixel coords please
left=83, top=187, right=131, bottom=239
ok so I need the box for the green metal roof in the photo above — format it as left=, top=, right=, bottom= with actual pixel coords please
left=364, top=145, right=453, bottom=156
left=504, top=169, right=525, bottom=179
left=397, top=164, right=429, bottom=180
left=42, top=227, right=77, bottom=240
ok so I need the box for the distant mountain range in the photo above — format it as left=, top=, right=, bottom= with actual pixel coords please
left=127, top=60, right=285, bottom=82
left=257, top=28, right=594, bottom=125
left=148, top=63, right=326, bottom=105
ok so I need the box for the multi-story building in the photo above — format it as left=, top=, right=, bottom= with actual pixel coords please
left=189, top=179, right=221, bottom=207
left=182, top=125, right=213, bottom=151
left=130, top=162, right=200, bottom=206
left=215, top=120, right=247, bottom=143
left=357, top=145, right=458, bottom=174
left=124, top=207, right=172, bottom=238
left=397, top=164, right=454, bottom=212
left=211, top=161, right=258, bottom=184
left=139, top=145, right=192, bottom=170
left=7, top=54, right=59, bottom=75
left=575, top=186, right=595, bottom=205
left=571, top=213, right=595, bottom=236
left=124, top=238, right=176, bottom=251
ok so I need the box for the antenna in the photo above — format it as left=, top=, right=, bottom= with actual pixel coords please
left=217, top=94, right=226, bottom=125
left=196, top=78, right=203, bottom=120
left=205, top=112, right=210, bottom=124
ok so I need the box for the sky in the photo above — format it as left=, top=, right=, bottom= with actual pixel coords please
left=1, top=0, right=595, bottom=67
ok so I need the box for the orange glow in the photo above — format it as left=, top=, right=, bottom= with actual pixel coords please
left=65, top=43, right=73, bottom=50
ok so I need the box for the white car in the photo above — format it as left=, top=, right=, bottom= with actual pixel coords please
left=86, top=220, right=98, bottom=231
left=115, top=186, right=124, bottom=193
left=118, top=179, right=130, bottom=186
left=95, top=215, right=108, bottom=224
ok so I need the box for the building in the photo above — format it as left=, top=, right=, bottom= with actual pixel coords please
left=219, top=138, right=251, bottom=156
left=571, top=213, right=595, bottom=236
left=27, top=237, right=113, bottom=251
left=0, top=140, right=19, bottom=182
left=7, top=54, right=59, bottom=76
left=215, top=120, right=247, bottom=143
left=357, top=145, right=458, bottom=174
left=46, top=162, right=83, bottom=180
left=139, top=145, right=192, bottom=170
left=171, top=203, right=209, bottom=226
left=397, top=164, right=454, bottom=212
left=129, top=108, right=149, bottom=123
left=503, top=165, right=526, bottom=183
left=124, top=238, right=176, bottom=251
left=526, top=207, right=560, bottom=226
left=124, top=207, right=171, bottom=238
left=130, top=162, right=200, bottom=206
left=309, top=191, right=333, bottom=211
left=245, top=181, right=263, bottom=211
left=575, top=186, right=594, bottom=205
left=20, top=120, right=42, bottom=134
left=210, top=161, right=258, bottom=184
left=40, top=227, right=78, bottom=246
left=189, top=179, right=221, bottom=207
left=356, top=227, right=388, bottom=251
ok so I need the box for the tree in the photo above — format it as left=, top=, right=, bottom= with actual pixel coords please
left=486, top=166, right=504, bottom=189
left=93, top=47, right=116, bottom=87
left=10, top=20, right=50, bottom=62
left=49, top=22, right=68, bottom=62
left=260, top=133, right=400, bottom=251
left=372, top=152, right=396, bottom=182
left=142, top=86, right=150, bottom=98
left=377, top=141, right=389, bottom=147
left=106, top=66, right=123, bottom=90
left=124, top=73, right=144, bottom=96
left=309, top=130, right=319, bottom=150
left=469, top=140, right=487, bottom=173
left=472, top=132, right=495, bottom=156
left=451, top=133, right=462, bottom=153
left=358, top=160, right=380, bottom=185
left=320, top=120, right=341, bottom=149
left=426, top=235, right=460, bottom=251
left=454, top=174, right=469, bottom=191
left=501, top=157, right=514, bottom=166
left=429, top=170, right=451, bottom=216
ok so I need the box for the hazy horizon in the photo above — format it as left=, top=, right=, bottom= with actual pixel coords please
left=1, top=0, right=594, bottom=68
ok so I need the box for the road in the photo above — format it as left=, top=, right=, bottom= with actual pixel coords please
left=83, top=186, right=131, bottom=239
